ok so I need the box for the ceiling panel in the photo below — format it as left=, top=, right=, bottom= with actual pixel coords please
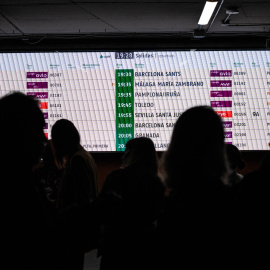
left=0, top=0, right=70, bottom=3
left=79, top=3, right=203, bottom=33
left=242, top=3, right=270, bottom=16
left=0, top=17, right=22, bottom=35
left=0, top=0, right=269, bottom=48
left=210, top=0, right=269, bottom=35
left=207, top=2, right=270, bottom=33
left=0, top=4, right=117, bottom=34
left=71, top=0, right=205, bottom=2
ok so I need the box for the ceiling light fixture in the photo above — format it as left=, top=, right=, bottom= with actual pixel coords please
left=198, top=1, right=218, bottom=25
left=221, top=8, right=239, bottom=26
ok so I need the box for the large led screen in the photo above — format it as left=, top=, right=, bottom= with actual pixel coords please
left=0, top=50, right=270, bottom=151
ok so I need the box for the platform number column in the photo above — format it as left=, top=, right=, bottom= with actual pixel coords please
left=115, top=69, right=134, bottom=151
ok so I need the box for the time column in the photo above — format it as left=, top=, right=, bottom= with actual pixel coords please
left=115, top=69, right=134, bottom=151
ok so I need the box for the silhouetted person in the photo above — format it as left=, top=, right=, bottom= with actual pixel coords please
left=0, top=92, right=57, bottom=269
left=51, top=119, right=98, bottom=270
left=154, top=106, right=243, bottom=269
left=97, top=137, right=165, bottom=270
left=225, top=144, right=245, bottom=186
left=231, top=152, right=270, bottom=264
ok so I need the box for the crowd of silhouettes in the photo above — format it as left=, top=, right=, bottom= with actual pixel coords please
left=1, top=91, right=268, bottom=270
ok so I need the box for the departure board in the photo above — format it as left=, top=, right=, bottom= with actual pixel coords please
left=0, top=50, right=270, bottom=151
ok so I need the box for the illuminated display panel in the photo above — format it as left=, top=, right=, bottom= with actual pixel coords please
left=0, top=50, right=270, bottom=151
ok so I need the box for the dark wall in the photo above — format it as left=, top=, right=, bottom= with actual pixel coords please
left=92, top=150, right=268, bottom=192
left=92, top=151, right=164, bottom=192
left=236, top=151, right=269, bottom=176
left=92, top=153, right=123, bottom=192
left=0, top=35, right=269, bottom=51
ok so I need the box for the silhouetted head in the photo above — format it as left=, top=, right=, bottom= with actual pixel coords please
left=0, top=91, right=46, bottom=171
left=163, top=106, right=228, bottom=190
left=51, top=119, right=80, bottom=163
left=225, top=144, right=245, bottom=170
left=122, top=137, right=158, bottom=175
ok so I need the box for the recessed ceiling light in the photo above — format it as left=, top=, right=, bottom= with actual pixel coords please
left=198, top=1, right=218, bottom=25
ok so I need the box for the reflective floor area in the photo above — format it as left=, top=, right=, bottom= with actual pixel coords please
left=84, top=249, right=101, bottom=270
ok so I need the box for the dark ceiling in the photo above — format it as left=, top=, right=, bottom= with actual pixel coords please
left=0, top=0, right=270, bottom=50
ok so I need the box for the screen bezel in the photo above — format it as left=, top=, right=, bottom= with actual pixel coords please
left=1, top=47, right=270, bottom=153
